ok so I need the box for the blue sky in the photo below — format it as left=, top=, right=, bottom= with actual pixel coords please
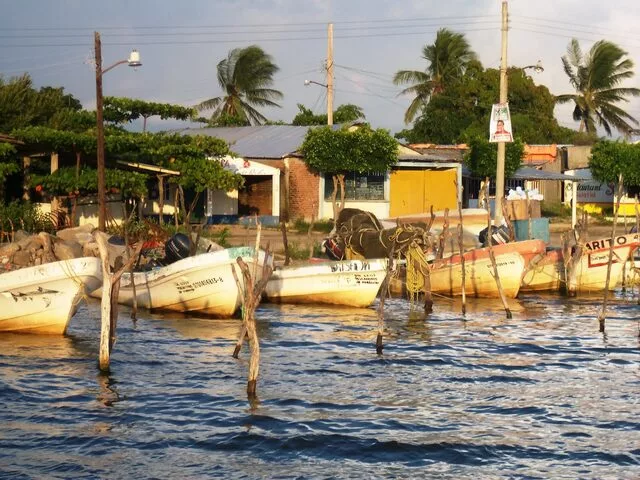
left=1, top=0, right=639, bottom=138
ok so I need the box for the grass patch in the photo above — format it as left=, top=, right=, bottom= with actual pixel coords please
left=292, top=218, right=334, bottom=234
left=284, top=240, right=324, bottom=260
left=541, top=201, right=571, bottom=219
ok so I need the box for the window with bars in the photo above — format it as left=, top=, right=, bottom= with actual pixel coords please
left=323, top=173, right=386, bottom=201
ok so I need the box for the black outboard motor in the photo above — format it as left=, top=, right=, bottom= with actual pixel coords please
left=478, top=224, right=511, bottom=247
left=164, top=233, right=191, bottom=264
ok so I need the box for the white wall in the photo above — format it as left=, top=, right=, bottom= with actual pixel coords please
left=320, top=200, right=390, bottom=220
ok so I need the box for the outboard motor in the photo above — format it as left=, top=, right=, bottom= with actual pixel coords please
left=478, top=225, right=511, bottom=247
left=164, top=233, right=191, bottom=264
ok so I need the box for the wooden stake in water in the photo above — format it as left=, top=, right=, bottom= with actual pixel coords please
left=457, top=223, right=466, bottom=316
left=422, top=207, right=436, bottom=314
left=376, top=241, right=396, bottom=354
left=501, top=201, right=515, bottom=242
left=121, top=204, right=139, bottom=321
left=231, top=246, right=273, bottom=398
left=635, top=196, right=640, bottom=307
left=525, top=190, right=533, bottom=240
left=436, top=208, right=450, bottom=259
left=597, top=174, right=624, bottom=333
left=280, top=221, right=290, bottom=266
left=564, top=213, right=588, bottom=296
left=455, top=182, right=467, bottom=315
left=93, top=231, right=143, bottom=372
left=484, top=179, right=512, bottom=318
left=232, top=224, right=262, bottom=358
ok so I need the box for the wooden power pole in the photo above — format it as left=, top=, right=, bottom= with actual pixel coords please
left=326, top=23, right=334, bottom=126
left=494, top=0, right=509, bottom=224
left=94, top=31, right=107, bottom=232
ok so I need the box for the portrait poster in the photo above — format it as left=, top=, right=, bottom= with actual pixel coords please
left=489, top=102, right=513, bottom=143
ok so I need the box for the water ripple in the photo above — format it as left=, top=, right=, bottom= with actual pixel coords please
left=0, top=295, right=639, bottom=479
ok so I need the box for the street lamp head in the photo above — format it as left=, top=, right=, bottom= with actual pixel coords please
left=127, top=49, right=142, bottom=69
left=304, top=79, right=311, bottom=86
left=533, top=60, right=544, bottom=73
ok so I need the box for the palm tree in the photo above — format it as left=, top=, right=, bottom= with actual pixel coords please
left=556, top=39, right=640, bottom=136
left=394, top=28, right=478, bottom=124
left=196, top=45, right=283, bottom=125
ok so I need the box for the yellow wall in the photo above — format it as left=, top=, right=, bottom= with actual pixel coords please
left=390, top=168, right=457, bottom=217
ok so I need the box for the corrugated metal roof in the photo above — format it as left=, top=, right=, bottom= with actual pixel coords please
left=462, top=165, right=585, bottom=181
left=179, top=126, right=313, bottom=159
left=512, top=167, right=585, bottom=181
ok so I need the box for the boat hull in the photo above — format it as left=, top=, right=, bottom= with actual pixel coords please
left=429, top=251, right=526, bottom=298
left=265, top=259, right=387, bottom=308
left=521, top=234, right=639, bottom=293
left=92, top=247, right=268, bottom=317
left=0, top=257, right=102, bottom=335
left=0, top=257, right=103, bottom=295
left=0, top=287, right=83, bottom=335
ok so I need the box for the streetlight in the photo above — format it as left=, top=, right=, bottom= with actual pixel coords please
left=521, top=60, right=544, bottom=74
left=94, top=31, right=141, bottom=231
left=304, top=78, right=333, bottom=126
left=304, top=79, right=327, bottom=88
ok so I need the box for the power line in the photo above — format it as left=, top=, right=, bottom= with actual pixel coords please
left=0, top=26, right=500, bottom=48
left=0, top=15, right=499, bottom=31
left=510, top=26, right=640, bottom=50
left=0, top=20, right=502, bottom=39
left=511, top=20, right=640, bottom=44
left=334, top=70, right=399, bottom=95
left=514, top=15, right=640, bottom=39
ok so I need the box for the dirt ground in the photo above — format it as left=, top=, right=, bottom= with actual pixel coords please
left=207, top=221, right=625, bottom=260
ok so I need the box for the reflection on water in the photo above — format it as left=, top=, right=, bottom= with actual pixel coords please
left=0, top=295, right=639, bottom=478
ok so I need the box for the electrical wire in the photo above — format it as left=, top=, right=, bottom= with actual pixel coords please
left=0, top=15, right=499, bottom=31
left=0, top=26, right=500, bottom=48
left=510, top=26, right=640, bottom=50
left=514, top=15, right=640, bottom=39
left=0, top=20, right=502, bottom=40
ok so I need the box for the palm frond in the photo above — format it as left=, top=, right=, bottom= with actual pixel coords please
left=196, top=97, right=223, bottom=112
left=393, top=70, right=430, bottom=85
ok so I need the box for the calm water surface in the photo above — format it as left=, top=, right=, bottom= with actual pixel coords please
left=0, top=293, right=639, bottom=479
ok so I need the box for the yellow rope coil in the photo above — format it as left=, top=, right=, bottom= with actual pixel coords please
left=405, top=244, right=427, bottom=305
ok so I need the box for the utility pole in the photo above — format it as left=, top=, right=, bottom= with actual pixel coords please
left=94, top=31, right=107, bottom=232
left=494, top=0, right=509, bottom=224
left=326, top=22, right=334, bottom=126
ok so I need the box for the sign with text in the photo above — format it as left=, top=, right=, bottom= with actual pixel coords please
left=489, top=102, right=513, bottom=143
left=576, top=180, right=614, bottom=204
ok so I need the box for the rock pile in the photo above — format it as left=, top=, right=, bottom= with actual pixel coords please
left=0, top=223, right=224, bottom=272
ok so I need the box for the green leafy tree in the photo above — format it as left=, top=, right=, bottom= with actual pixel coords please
left=394, top=29, right=479, bottom=124
left=397, top=67, right=577, bottom=145
left=0, top=74, right=83, bottom=132
left=31, top=166, right=148, bottom=198
left=196, top=45, right=283, bottom=126
left=205, top=111, right=250, bottom=127
left=464, top=136, right=524, bottom=183
left=556, top=39, right=640, bottom=136
left=589, top=141, right=640, bottom=187
left=13, top=127, right=239, bottom=226
left=171, top=156, right=243, bottom=225
left=301, top=125, right=398, bottom=219
left=291, top=103, right=365, bottom=126
left=0, top=142, right=19, bottom=196
left=104, top=97, right=196, bottom=132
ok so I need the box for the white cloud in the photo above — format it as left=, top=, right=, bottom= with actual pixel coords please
left=1, top=0, right=638, bottom=138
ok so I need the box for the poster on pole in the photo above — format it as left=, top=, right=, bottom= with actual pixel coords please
left=489, top=102, right=513, bottom=143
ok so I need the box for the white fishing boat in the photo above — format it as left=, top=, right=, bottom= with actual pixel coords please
left=521, top=233, right=640, bottom=293
left=265, top=258, right=387, bottom=308
left=0, top=257, right=103, bottom=335
left=92, top=247, right=270, bottom=317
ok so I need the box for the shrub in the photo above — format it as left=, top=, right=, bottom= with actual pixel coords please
left=0, top=201, right=52, bottom=234
left=292, top=218, right=334, bottom=233
left=541, top=201, right=571, bottom=219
